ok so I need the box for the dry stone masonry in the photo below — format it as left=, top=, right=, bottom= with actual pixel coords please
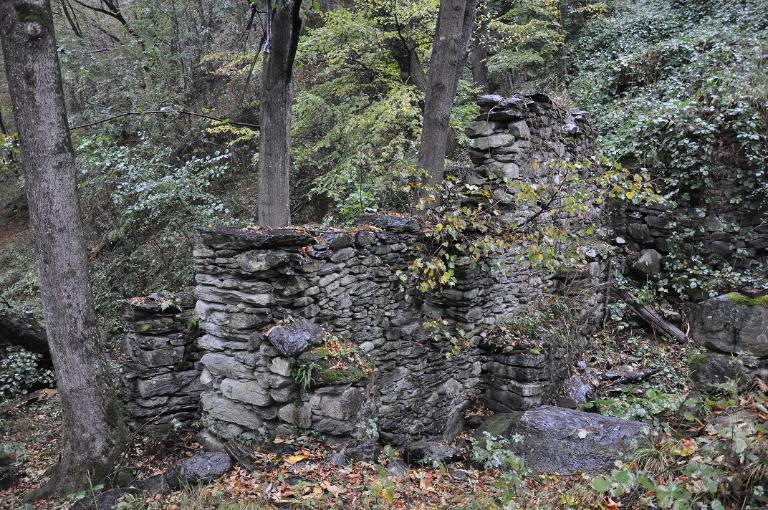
left=187, top=93, right=601, bottom=445
left=121, top=293, right=203, bottom=430
left=120, top=93, right=606, bottom=445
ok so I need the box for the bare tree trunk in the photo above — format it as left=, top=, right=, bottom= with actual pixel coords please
left=257, top=0, right=302, bottom=227
left=469, top=6, right=490, bottom=93
left=417, top=0, right=478, bottom=187
left=0, top=0, right=125, bottom=497
left=469, top=41, right=490, bottom=91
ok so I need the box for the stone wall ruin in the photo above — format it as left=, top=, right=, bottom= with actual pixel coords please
left=121, top=93, right=606, bottom=445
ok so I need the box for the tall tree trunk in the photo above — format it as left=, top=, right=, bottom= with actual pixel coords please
left=0, top=0, right=125, bottom=497
left=417, top=0, right=478, bottom=187
left=258, top=0, right=302, bottom=227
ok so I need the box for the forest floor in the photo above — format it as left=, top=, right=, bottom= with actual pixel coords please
left=1, top=328, right=724, bottom=510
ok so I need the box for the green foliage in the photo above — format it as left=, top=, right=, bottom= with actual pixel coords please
left=725, top=292, right=768, bottom=307
left=477, top=0, right=610, bottom=94
left=0, top=348, right=55, bottom=400
left=292, top=361, right=322, bottom=391
left=0, top=133, right=17, bottom=173
left=591, top=389, right=768, bottom=509
left=570, top=0, right=768, bottom=298
left=402, top=157, right=659, bottom=294
left=590, top=388, right=683, bottom=423
left=291, top=334, right=373, bottom=389
left=75, top=134, right=242, bottom=319
left=470, top=431, right=527, bottom=505
left=293, top=0, right=479, bottom=222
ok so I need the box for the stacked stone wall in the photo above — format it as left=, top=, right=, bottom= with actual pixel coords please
left=121, top=292, right=203, bottom=430
left=119, top=93, right=602, bottom=444
left=190, top=93, right=600, bottom=445
left=614, top=202, right=767, bottom=273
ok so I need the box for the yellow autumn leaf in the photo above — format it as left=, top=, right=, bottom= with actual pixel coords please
left=284, top=453, right=308, bottom=464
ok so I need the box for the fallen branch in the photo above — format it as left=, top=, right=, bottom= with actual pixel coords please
left=224, top=441, right=257, bottom=472
left=611, top=285, right=693, bottom=344
left=603, top=367, right=660, bottom=386
left=69, top=110, right=260, bottom=131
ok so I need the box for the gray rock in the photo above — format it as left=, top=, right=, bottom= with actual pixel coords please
left=488, top=161, right=520, bottom=180
left=267, top=319, right=325, bottom=356
left=471, top=134, right=515, bottom=151
left=164, top=452, right=232, bottom=490
left=200, top=353, right=254, bottom=379
left=405, top=440, right=460, bottom=465
left=343, top=440, right=380, bottom=463
left=68, top=488, right=135, bottom=510
left=634, top=249, right=662, bottom=275
left=386, top=458, right=408, bottom=479
left=691, top=295, right=768, bottom=358
left=236, top=250, right=290, bottom=272
left=558, top=375, right=593, bottom=408
left=270, top=356, right=295, bottom=377
left=476, top=406, right=645, bottom=474
left=220, top=378, right=273, bottom=407
left=708, top=240, right=733, bottom=257
left=465, top=120, right=497, bottom=137
left=179, top=452, right=232, bottom=483
left=201, top=392, right=264, bottom=429
left=627, top=223, right=652, bottom=243
left=509, top=121, right=531, bottom=140
left=690, top=352, right=766, bottom=390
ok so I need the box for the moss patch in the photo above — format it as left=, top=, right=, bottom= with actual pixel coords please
left=316, top=366, right=368, bottom=385
left=725, top=292, right=768, bottom=307
left=292, top=334, right=373, bottom=389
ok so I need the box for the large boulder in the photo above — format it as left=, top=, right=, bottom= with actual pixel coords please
left=476, top=406, right=645, bottom=474
left=690, top=352, right=767, bottom=390
left=691, top=294, right=768, bottom=358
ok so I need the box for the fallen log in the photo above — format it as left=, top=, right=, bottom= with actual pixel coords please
left=611, top=286, right=693, bottom=344
left=0, top=306, right=50, bottom=356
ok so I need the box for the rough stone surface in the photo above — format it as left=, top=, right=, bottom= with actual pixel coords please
left=634, top=249, right=662, bottom=275
left=267, top=319, right=324, bottom=356
left=477, top=406, right=645, bottom=474
left=120, top=293, right=202, bottom=430
left=691, top=295, right=768, bottom=358
left=148, top=94, right=601, bottom=446
left=178, top=452, right=232, bottom=483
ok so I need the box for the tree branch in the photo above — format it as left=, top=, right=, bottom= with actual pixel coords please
left=69, top=110, right=260, bottom=131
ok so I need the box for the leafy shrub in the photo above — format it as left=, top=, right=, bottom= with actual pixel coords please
left=0, top=348, right=55, bottom=400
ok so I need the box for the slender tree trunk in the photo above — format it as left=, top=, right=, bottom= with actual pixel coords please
left=469, top=8, right=490, bottom=92
left=469, top=41, right=490, bottom=91
left=417, top=0, right=478, bottom=187
left=258, top=0, right=302, bottom=227
left=0, top=0, right=125, bottom=498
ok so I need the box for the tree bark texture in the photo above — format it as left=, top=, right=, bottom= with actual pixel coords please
left=0, top=0, right=125, bottom=497
left=257, top=0, right=302, bottom=227
left=417, top=0, right=478, bottom=186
